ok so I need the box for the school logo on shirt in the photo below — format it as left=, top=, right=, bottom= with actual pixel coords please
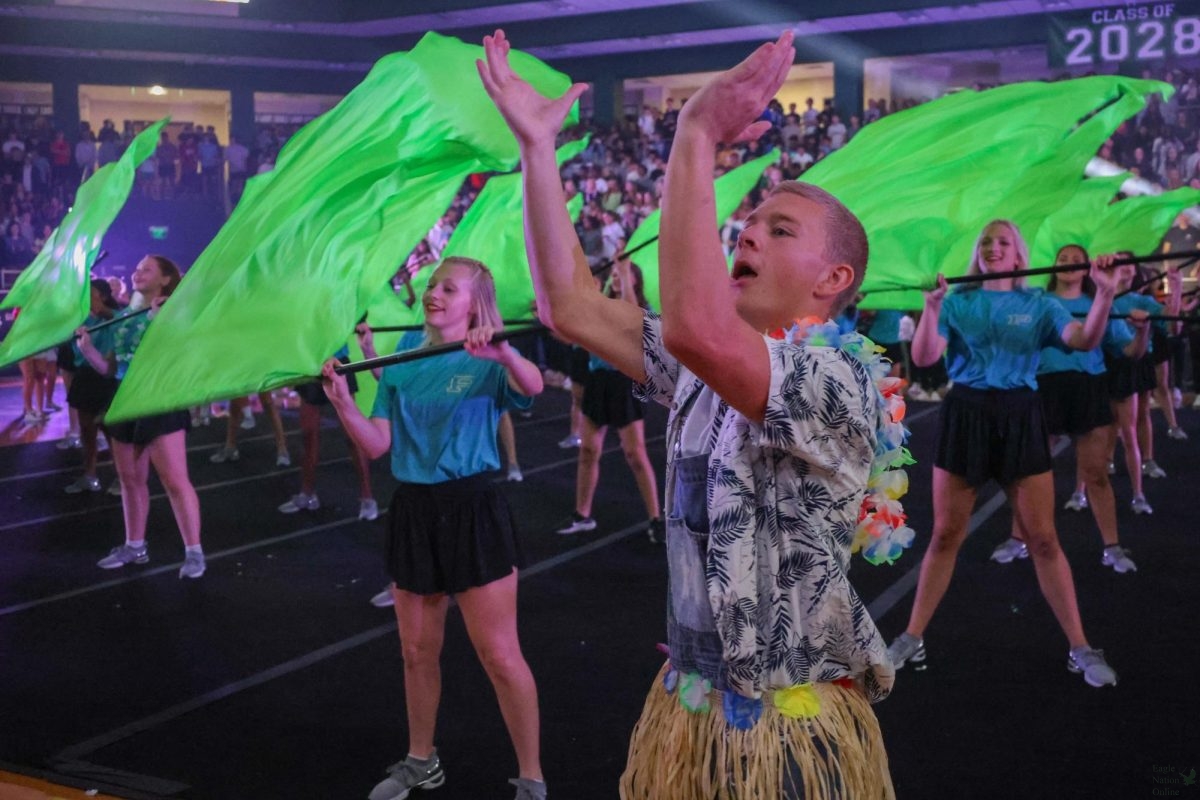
left=447, top=375, right=475, bottom=393
left=1006, top=313, right=1033, bottom=326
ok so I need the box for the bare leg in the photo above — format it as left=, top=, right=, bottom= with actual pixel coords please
left=1153, top=362, right=1179, bottom=429
left=575, top=416, right=606, bottom=518
left=299, top=401, right=320, bottom=495
left=79, top=410, right=100, bottom=478
left=225, top=397, right=246, bottom=449
left=617, top=420, right=660, bottom=519
left=1076, top=427, right=1119, bottom=547
left=457, top=571, right=542, bottom=781
left=148, top=430, right=201, bottom=547
left=1007, top=472, right=1088, bottom=648
left=1135, top=389, right=1154, bottom=463
left=905, top=468, right=977, bottom=638
left=258, top=391, right=288, bottom=457
left=392, top=588, right=450, bottom=758
left=111, top=440, right=152, bottom=543
left=1111, top=397, right=1144, bottom=498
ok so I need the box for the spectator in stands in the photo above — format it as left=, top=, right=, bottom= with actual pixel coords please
left=74, top=129, right=96, bottom=183
left=4, top=221, right=32, bottom=265
left=225, top=134, right=249, bottom=200
left=49, top=130, right=71, bottom=186
left=198, top=132, right=222, bottom=199
left=97, top=120, right=120, bottom=166
left=156, top=131, right=177, bottom=197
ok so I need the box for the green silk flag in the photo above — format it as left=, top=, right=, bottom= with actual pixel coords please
left=349, top=138, right=589, bottom=416
left=797, top=77, right=1169, bottom=310
left=625, top=149, right=777, bottom=310
left=106, top=33, right=576, bottom=422
left=0, top=119, right=166, bottom=368
left=1030, top=175, right=1200, bottom=270
left=442, top=137, right=589, bottom=321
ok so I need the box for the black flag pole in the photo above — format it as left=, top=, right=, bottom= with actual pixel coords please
left=334, top=323, right=547, bottom=376
left=370, top=318, right=538, bottom=333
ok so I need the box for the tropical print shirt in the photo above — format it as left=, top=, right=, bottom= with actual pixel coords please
left=636, top=313, right=894, bottom=702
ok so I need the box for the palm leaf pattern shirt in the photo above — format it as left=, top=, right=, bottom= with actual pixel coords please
left=636, top=313, right=894, bottom=702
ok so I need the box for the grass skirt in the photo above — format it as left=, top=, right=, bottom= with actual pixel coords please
left=620, top=663, right=894, bottom=799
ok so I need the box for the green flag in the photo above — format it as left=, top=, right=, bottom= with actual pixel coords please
left=0, top=119, right=166, bottom=367
left=106, top=33, right=575, bottom=422
left=350, top=138, right=589, bottom=416
left=625, top=149, right=777, bottom=310
left=1031, top=176, right=1200, bottom=270
left=797, top=77, right=1169, bottom=310
left=442, top=137, right=589, bottom=321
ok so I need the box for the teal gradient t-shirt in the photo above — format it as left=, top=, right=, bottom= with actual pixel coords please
left=938, top=288, right=1075, bottom=389
left=371, top=332, right=532, bottom=484
left=1038, top=294, right=1134, bottom=375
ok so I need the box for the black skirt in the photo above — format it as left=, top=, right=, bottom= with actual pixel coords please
left=386, top=473, right=524, bottom=596
left=1106, top=355, right=1156, bottom=400
left=106, top=409, right=191, bottom=446
left=1150, top=327, right=1171, bottom=366
left=934, top=385, right=1051, bottom=487
left=567, top=347, right=591, bottom=385
left=56, top=341, right=77, bottom=372
left=66, top=366, right=118, bottom=415
left=1038, top=370, right=1112, bottom=437
left=296, top=369, right=358, bottom=407
left=582, top=368, right=644, bottom=429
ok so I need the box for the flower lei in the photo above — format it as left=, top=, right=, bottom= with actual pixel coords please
left=771, top=316, right=916, bottom=566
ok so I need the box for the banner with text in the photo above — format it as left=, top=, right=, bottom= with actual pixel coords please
left=1049, top=2, right=1200, bottom=68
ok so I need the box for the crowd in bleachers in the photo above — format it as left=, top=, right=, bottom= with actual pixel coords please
left=6, top=62, right=1200, bottom=273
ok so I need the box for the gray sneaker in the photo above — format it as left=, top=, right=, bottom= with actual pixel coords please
left=179, top=551, right=206, bottom=579
left=97, top=543, right=149, bottom=569
left=990, top=537, right=1029, bottom=564
left=1131, top=495, right=1154, bottom=515
left=887, top=632, right=926, bottom=669
left=278, top=492, right=320, bottom=514
left=107, top=480, right=122, bottom=497
left=64, top=475, right=102, bottom=494
left=510, top=778, right=547, bottom=800
left=555, top=513, right=596, bottom=535
left=1142, top=459, right=1167, bottom=478
left=209, top=446, right=239, bottom=463
left=368, top=751, right=445, bottom=800
left=1063, top=490, right=1088, bottom=512
left=1068, top=646, right=1117, bottom=687
left=1101, top=545, right=1137, bottom=574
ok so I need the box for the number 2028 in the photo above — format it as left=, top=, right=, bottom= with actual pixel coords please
left=1065, top=18, right=1200, bottom=64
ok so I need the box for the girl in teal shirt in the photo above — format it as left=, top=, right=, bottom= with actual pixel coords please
left=321, top=256, right=547, bottom=800
left=889, top=220, right=1123, bottom=688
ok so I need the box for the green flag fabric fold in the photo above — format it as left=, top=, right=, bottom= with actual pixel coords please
left=106, top=33, right=575, bottom=422
left=625, top=149, right=778, bottom=310
left=0, top=119, right=167, bottom=368
left=1031, top=176, right=1200, bottom=269
left=798, top=76, right=1171, bottom=310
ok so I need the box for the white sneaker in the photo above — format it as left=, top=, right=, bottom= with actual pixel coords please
left=1068, top=646, right=1117, bottom=687
left=97, top=433, right=109, bottom=451
left=907, top=386, right=927, bottom=401
left=276, top=451, right=291, bottom=467
left=1063, top=490, right=1088, bottom=512
left=279, top=492, right=320, bottom=513
left=64, top=475, right=102, bottom=494
left=209, top=446, right=239, bottom=463
left=1167, top=426, right=1188, bottom=441
left=1101, top=545, right=1137, bottom=574
left=359, top=498, right=379, bottom=521
left=990, top=537, right=1029, bottom=564
left=1131, top=495, right=1153, bottom=515
left=240, top=410, right=256, bottom=430
left=557, top=434, right=582, bottom=449
left=1142, top=460, right=1166, bottom=478
left=97, top=543, right=148, bottom=569
left=179, top=551, right=206, bottom=579
left=107, top=480, right=122, bottom=497
left=56, top=435, right=82, bottom=450
left=506, top=464, right=524, bottom=482
left=370, top=586, right=395, bottom=607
